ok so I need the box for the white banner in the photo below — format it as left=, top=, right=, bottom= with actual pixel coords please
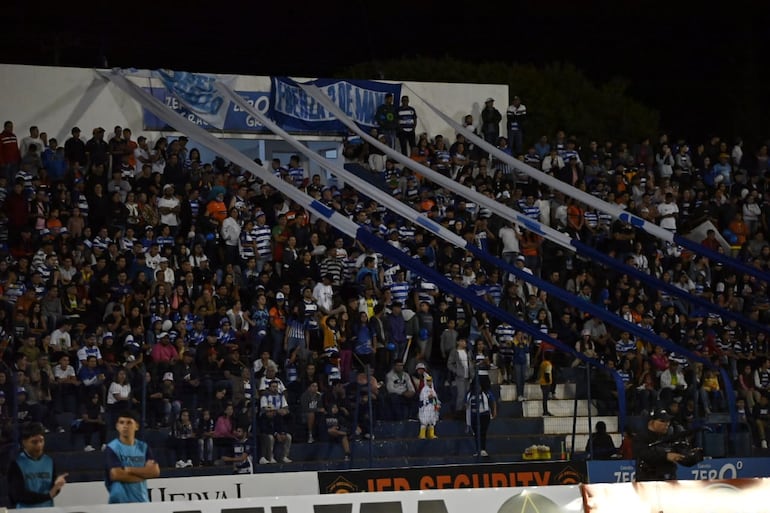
left=56, top=472, right=320, bottom=507
left=29, top=485, right=584, bottom=513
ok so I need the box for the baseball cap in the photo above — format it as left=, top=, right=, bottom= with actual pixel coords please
left=275, top=292, right=285, bottom=300
left=162, top=372, right=174, bottom=381
left=416, top=362, right=427, bottom=370
left=650, top=408, right=672, bottom=422
left=485, top=97, right=494, bottom=103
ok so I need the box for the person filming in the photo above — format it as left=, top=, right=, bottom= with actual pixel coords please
left=633, top=408, right=686, bottom=481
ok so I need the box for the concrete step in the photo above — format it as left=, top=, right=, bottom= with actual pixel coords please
left=499, top=383, right=576, bottom=401
left=542, top=415, right=618, bottom=435
left=522, top=399, right=597, bottom=417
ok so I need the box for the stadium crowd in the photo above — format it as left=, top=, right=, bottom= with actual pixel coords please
left=1, top=96, right=770, bottom=469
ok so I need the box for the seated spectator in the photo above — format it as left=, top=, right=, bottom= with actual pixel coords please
left=299, top=381, right=325, bottom=444
left=258, top=402, right=292, bottom=464
left=194, top=408, right=216, bottom=466
left=213, top=402, right=237, bottom=459
left=71, top=391, right=107, bottom=451
left=324, top=403, right=352, bottom=461
left=584, top=420, right=619, bottom=459
left=221, top=425, right=254, bottom=474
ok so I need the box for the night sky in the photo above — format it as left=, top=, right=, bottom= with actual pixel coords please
left=3, top=0, right=769, bottom=141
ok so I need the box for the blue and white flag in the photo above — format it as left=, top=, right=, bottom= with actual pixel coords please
left=270, top=77, right=401, bottom=132
left=156, top=69, right=235, bottom=129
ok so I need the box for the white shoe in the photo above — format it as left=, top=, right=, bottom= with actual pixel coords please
left=100, top=444, right=107, bottom=451
left=762, top=440, right=768, bottom=449
left=307, top=435, right=314, bottom=444
left=185, top=459, right=193, bottom=467
left=259, top=456, right=269, bottom=464
left=282, top=457, right=292, bottom=463
left=269, top=457, right=277, bottom=463
left=480, top=450, right=489, bottom=457
left=84, top=445, right=95, bottom=452
left=175, top=460, right=185, bottom=468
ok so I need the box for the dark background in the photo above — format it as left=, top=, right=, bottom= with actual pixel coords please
left=3, top=0, right=769, bottom=142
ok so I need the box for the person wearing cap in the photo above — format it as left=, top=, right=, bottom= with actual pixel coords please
left=633, top=408, right=687, bottom=481
left=8, top=421, right=68, bottom=508
left=105, top=409, right=159, bottom=503
left=480, top=96, right=502, bottom=147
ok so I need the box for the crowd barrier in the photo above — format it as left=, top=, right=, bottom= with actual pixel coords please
left=51, top=457, right=770, bottom=508
left=24, top=477, right=770, bottom=513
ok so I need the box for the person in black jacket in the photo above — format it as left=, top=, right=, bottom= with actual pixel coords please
left=633, top=408, right=686, bottom=481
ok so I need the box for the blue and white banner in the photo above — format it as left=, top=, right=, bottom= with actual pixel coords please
left=143, top=87, right=270, bottom=133
left=155, top=70, right=236, bottom=128
left=587, top=458, right=770, bottom=483
left=270, top=77, right=401, bottom=132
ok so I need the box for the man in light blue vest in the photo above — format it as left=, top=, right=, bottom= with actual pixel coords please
left=104, top=409, right=160, bottom=503
left=8, top=421, right=68, bottom=508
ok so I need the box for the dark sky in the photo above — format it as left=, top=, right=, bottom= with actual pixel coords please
left=4, top=1, right=769, bottom=141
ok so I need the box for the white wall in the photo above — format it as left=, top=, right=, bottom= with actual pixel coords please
left=0, top=64, right=507, bottom=148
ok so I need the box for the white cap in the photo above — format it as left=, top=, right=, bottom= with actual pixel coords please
left=162, top=372, right=174, bottom=381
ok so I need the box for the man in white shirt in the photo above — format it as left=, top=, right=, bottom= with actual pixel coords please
left=657, top=192, right=679, bottom=232
left=157, top=184, right=181, bottom=229
left=48, top=319, right=73, bottom=353
left=312, top=274, right=335, bottom=315
left=133, top=135, right=153, bottom=177
left=20, top=125, right=45, bottom=157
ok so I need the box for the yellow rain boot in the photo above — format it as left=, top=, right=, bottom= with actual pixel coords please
left=427, top=425, right=437, bottom=439
left=418, top=426, right=426, bottom=439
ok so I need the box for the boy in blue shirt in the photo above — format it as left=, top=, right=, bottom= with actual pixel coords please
left=104, top=410, right=160, bottom=503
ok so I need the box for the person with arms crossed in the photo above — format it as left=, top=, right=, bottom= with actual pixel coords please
left=104, top=410, right=160, bottom=503
left=8, top=421, right=68, bottom=508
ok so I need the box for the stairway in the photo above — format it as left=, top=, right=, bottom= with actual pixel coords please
left=498, top=382, right=620, bottom=456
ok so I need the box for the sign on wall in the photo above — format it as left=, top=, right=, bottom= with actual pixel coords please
left=318, top=461, right=587, bottom=493
left=586, top=458, right=770, bottom=483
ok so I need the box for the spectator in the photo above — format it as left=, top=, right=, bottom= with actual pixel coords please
left=384, top=360, right=416, bottom=420
left=585, top=420, right=619, bottom=459
left=170, top=408, right=197, bottom=468
left=71, top=391, right=107, bottom=452
left=8, top=421, right=68, bottom=508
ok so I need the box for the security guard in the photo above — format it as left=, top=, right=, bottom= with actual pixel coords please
left=633, top=408, right=686, bottom=481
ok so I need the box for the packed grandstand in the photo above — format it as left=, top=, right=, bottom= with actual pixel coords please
left=1, top=69, right=770, bottom=483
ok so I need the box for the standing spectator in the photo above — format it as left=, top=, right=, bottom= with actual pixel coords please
left=480, top=98, right=502, bottom=147
left=374, top=93, right=398, bottom=150
left=170, top=409, right=197, bottom=468
left=104, top=410, right=160, bottom=503
left=8, top=421, right=68, bottom=508
left=384, top=360, right=416, bottom=420
left=63, top=126, right=87, bottom=172
left=0, top=120, right=21, bottom=180
left=417, top=374, right=441, bottom=439
left=19, top=125, right=45, bottom=161
left=465, top=380, right=497, bottom=457
left=538, top=351, right=553, bottom=416
left=396, top=95, right=417, bottom=156
left=447, top=338, right=475, bottom=417
left=506, top=95, right=527, bottom=155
